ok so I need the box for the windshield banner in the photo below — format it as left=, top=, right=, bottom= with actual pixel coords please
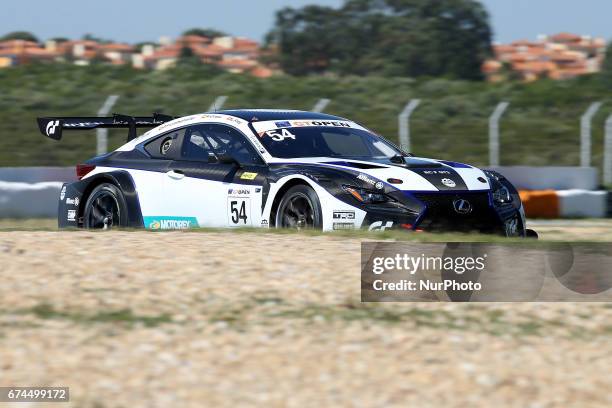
left=252, top=119, right=364, bottom=136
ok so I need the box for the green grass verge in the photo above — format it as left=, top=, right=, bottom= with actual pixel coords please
left=23, top=304, right=172, bottom=328
left=4, top=301, right=609, bottom=340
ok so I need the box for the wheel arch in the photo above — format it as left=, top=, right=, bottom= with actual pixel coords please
left=269, top=177, right=314, bottom=227
left=80, top=171, right=144, bottom=228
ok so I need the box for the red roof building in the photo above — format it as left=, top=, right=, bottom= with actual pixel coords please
left=0, top=33, right=277, bottom=76
left=141, top=35, right=275, bottom=76
left=0, top=40, right=58, bottom=67
left=483, top=33, right=606, bottom=82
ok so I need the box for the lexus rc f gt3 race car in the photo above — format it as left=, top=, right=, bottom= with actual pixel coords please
left=37, top=109, right=537, bottom=237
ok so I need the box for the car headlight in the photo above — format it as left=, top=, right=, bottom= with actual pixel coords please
left=484, top=170, right=516, bottom=206
left=492, top=185, right=511, bottom=204
left=342, top=185, right=390, bottom=204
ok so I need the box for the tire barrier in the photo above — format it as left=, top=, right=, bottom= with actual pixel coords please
left=0, top=167, right=76, bottom=183
left=0, top=181, right=63, bottom=218
left=519, top=190, right=560, bottom=218
left=519, top=189, right=610, bottom=218
left=490, top=166, right=598, bottom=190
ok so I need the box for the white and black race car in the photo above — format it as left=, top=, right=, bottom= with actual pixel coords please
left=38, top=110, right=536, bottom=237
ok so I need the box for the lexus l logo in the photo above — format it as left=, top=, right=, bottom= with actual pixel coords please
left=453, top=199, right=472, bottom=215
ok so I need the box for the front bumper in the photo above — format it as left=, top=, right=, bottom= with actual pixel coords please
left=361, top=191, right=525, bottom=236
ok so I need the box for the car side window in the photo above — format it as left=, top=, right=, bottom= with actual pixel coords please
left=144, top=128, right=185, bottom=159
left=179, top=124, right=263, bottom=165
left=180, top=127, right=214, bottom=161
left=208, top=124, right=263, bottom=165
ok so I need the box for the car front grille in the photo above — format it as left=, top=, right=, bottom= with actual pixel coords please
left=411, top=192, right=501, bottom=233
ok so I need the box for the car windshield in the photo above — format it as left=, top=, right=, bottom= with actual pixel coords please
left=257, top=126, right=403, bottom=159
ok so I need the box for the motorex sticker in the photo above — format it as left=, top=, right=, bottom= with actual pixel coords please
left=143, top=216, right=199, bottom=230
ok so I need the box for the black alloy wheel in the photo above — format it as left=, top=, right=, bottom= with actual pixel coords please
left=83, top=183, right=128, bottom=229
left=275, top=185, right=323, bottom=230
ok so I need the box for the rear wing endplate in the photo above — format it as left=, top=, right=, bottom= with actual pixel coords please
left=37, top=113, right=176, bottom=141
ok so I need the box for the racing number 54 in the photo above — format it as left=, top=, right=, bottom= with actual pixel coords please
left=230, top=200, right=248, bottom=224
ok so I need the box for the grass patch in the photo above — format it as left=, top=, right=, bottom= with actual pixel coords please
left=3, top=300, right=610, bottom=340
left=0, top=218, right=57, bottom=231
left=25, top=303, right=172, bottom=327
left=265, top=302, right=611, bottom=339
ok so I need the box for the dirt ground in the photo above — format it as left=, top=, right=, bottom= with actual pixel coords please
left=0, top=225, right=611, bottom=407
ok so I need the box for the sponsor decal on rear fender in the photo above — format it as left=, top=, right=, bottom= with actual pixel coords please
left=143, top=216, right=199, bottom=230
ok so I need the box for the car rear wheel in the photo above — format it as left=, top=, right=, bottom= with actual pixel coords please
left=83, top=183, right=128, bottom=229
left=275, top=185, right=323, bottom=230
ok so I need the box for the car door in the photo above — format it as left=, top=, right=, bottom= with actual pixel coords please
left=165, top=123, right=267, bottom=228
left=134, top=127, right=183, bottom=229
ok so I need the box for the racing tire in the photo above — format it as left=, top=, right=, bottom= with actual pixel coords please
left=275, top=184, right=323, bottom=230
left=83, top=183, right=129, bottom=229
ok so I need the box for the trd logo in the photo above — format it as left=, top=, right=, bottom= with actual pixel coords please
left=368, top=221, right=393, bottom=231
left=333, top=211, right=355, bottom=220
left=46, top=120, right=60, bottom=136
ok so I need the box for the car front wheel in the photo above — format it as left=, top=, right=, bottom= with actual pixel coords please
left=275, top=184, right=323, bottom=230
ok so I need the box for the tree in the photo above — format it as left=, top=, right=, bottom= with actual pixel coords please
left=174, top=46, right=222, bottom=77
left=266, top=0, right=493, bottom=80
left=266, top=6, right=340, bottom=75
left=2, top=31, right=39, bottom=43
left=177, top=46, right=200, bottom=66
left=82, top=33, right=112, bottom=44
left=182, top=28, right=226, bottom=39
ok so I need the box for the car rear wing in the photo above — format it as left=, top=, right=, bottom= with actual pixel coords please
left=37, top=113, right=176, bottom=141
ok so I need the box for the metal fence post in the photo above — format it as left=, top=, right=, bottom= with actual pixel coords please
left=96, top=95, right=120, bottom=156
left=488, top=102, right=510, bottom=167
left=398, top=99, right=421, bottom=153
left=604, top=115, right=612, bottom=186
left=208, top=95, right=228, bottom=112
left=580, top=102, right=602, bottom=167
left=312, top=98, right=331, bottom=113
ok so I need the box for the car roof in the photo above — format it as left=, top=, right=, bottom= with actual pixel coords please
left=216, top=109, right=347, bottom=122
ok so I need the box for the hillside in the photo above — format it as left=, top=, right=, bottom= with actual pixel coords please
left=1, top=64, right=610, bottom=171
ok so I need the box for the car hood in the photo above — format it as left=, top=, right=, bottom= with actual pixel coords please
left=269, top=157, right=492, bottom=192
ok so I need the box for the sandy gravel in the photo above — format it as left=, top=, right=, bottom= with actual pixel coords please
left=0, top=230, right=611, bottom=407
